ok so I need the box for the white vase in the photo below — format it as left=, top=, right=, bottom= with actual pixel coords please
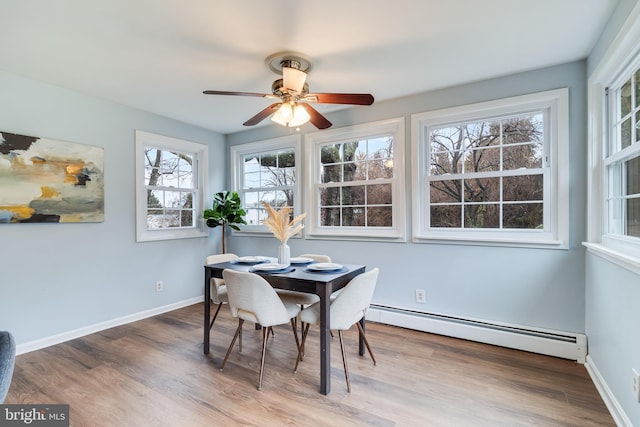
left=278, top=243, right=291, bottom=266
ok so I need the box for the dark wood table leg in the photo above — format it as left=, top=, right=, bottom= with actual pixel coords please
left=204, top=267, right=211, bottom=354
left=318, top=282, right=332, bottom=395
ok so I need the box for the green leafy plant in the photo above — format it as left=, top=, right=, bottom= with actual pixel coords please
left=203, top=191, right=247, bottom=253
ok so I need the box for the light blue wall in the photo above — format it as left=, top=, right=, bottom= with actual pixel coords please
left=0, top=70, right=226, bottom=346
left=585, top=0, right=640, bottom=424
left=226, top=61, right=588, bottom=334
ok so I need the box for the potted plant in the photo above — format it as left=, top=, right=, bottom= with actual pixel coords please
left=203, top=191, right=246, bottom=253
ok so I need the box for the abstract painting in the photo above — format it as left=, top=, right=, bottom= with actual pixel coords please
left=0, top=131, right=104, bottom=223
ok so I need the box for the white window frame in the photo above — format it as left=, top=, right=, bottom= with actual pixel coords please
left=135, top=130, right=208, bottom=242
left=304, top=117, right=406, bottom=241
left=230, top=134, right=302, bottom=236
left=585, top=2, right=640, bottom=274
left=411, top=89, right=569, bottom=249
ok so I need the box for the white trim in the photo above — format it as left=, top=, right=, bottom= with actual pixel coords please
left=229, top=134, right=301, bottom=234
left=411, top=89, right=569, bottom=249
left=366, top=305, right=586, bottom=362
left=134, top=130, right=208, bottom=242
left=585, top=355, right=633, bottom=427
left=304, top=117, right=406, bottom=241
left=16, top=297, right=202, bottom=355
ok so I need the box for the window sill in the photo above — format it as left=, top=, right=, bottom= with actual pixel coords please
left=413, top=235, right=567, bottom=250
left=583, top=242, right=640, bottom=276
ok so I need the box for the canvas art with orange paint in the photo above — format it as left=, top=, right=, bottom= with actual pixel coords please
left=0, top=131, right=104, bottom=223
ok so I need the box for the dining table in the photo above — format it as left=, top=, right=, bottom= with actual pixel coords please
left=203, top=257, right=366, bottom=395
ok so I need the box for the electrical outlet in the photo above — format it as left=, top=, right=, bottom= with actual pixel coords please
left=415, top=289, right=426, bottom=303
left=633, top=368, right=640, bottom=403
left=155, top=280, right=164, bottom=292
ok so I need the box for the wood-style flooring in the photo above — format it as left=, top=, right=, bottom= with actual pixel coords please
left=6, top=303, right=614, bottom=426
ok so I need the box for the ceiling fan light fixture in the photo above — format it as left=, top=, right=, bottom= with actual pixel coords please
left=271, top=102, right=310, bottom=127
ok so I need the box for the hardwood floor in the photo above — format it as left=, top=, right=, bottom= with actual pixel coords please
left=6, top=303, right=614, bottom=426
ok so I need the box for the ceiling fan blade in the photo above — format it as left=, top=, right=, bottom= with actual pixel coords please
left=243, top=103, right=281, bottom=126
left=203, top=90, right=271, bottom=98
left=304, top=93, right=374, bottom=105
left=283, top=67, right=307, bottom=94
left=300, top=103, right=332, bottom=129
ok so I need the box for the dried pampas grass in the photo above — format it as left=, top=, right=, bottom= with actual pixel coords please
left=261, top=201, right=305, bottom=243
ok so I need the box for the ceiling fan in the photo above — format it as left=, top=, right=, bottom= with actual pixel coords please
left=203, top=52, right=374, bottom=130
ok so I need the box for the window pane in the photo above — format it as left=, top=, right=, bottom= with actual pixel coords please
left=621, top=79, right=632, bottom=117
left=627, top=198, right=640, bottom=237
left=368, top=159, right=393, bottom=179
left=464, top=121, right=499, bottom=150
left=635, top=70, right=640, bottom=108
left=181, top=209, right=193, bottom=227
left=636, top=111, right=640, bottom=144
left=343, top=161, right=364, bottom=182
left=277, top=151, right=295, bottom=168
left=321, top=145, right=341, bottom=164
left=321, top=207, right=340, bottom=226
left=342, top=207, right=365, bottom=226
left=342, top=185, right=365, bottom=205
left=431, top=149, right=463, bottom=175
left=626, top=156, right=640, bottom=196
left=320, top=187, right=340, bottom=206
left=503, top=203, right=543, bottom=229
left=503, top=115, right=544, bottom=144
left=368, top=206, right=392, bottom=226
left=467, top=147, right=500, bottom=172
left=431, top=180, right=461, bottom=203
left=430, top=205, right=461, bottom=227
left=464, top=177, right=500, bottom=202
left=321, top=164, right=342, bottom=183
left=503, top=175, right=543, bottom=202
left=367, top=183, right=392, bottom=204
left=464, top=204, right=499, bottom=228
left=622, top=117, right=632, bottom=150
left=503, top=143, right=543, bottom=169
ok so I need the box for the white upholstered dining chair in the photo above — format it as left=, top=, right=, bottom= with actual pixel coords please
left=220, top=269, right=302, bottom=391
left=294, top=267, right=379, bottom=392
left=205, top=253, right=238, bottom=333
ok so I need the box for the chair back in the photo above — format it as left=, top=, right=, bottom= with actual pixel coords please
left=299, top=254, right=331, bottom=263
left=0, top=331, right=16, bottom=403
left=223, top=269, right=293, bottom=327
left=330, top=268, right=379, bottom=330
left=206, top=253, right=237, bottom=304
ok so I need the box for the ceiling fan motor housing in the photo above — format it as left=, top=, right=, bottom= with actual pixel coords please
left=271, top=78, right=309, bottom=97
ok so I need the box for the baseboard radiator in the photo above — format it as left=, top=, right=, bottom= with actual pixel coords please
left=366, top=305, right=587, bottom=363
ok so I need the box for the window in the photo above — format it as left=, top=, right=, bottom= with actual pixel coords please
left=585, top=4, right=640, bottom=271
left=305, top=118, right=405, bottom=240
left=230, top=135, right=301, bottom=234
left=412, top=89, right=569, bottom=248
left=605, top=68, right=640, bottom=241
left=135, top=130, right=207, bottom=242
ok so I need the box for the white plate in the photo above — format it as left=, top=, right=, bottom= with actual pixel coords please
left=290, top=257, right=313, bottom=264
left=307, top=262, right=343, bottom=271
left=235, top=256, right=269, bottom=263
left=252, top=263, right=289, bottom=271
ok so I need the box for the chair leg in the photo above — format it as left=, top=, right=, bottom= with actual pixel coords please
left=220, top=319, right=244, bottom=371
left=356, top=322, right=376, bottom=366
left=257, top=326, right=270, bottom=391
left=338, top=330, right=351, bottom=393
left=290, top=318, right=301, bottom=360
left=293, top=323, right=310, bottom=373
left=209, top=302, right=223, bottom=330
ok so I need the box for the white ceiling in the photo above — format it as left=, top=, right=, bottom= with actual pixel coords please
left=0, top=0, right=619, bottom=135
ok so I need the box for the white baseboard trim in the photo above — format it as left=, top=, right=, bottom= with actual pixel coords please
left=585, top=355, right=633, bottom=427
left=366, top=305, right=587, bottom=362
left=16, top=296, right=202, bottom=355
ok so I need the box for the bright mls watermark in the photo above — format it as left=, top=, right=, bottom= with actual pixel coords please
left=0, top=405, right=69, bottom=427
